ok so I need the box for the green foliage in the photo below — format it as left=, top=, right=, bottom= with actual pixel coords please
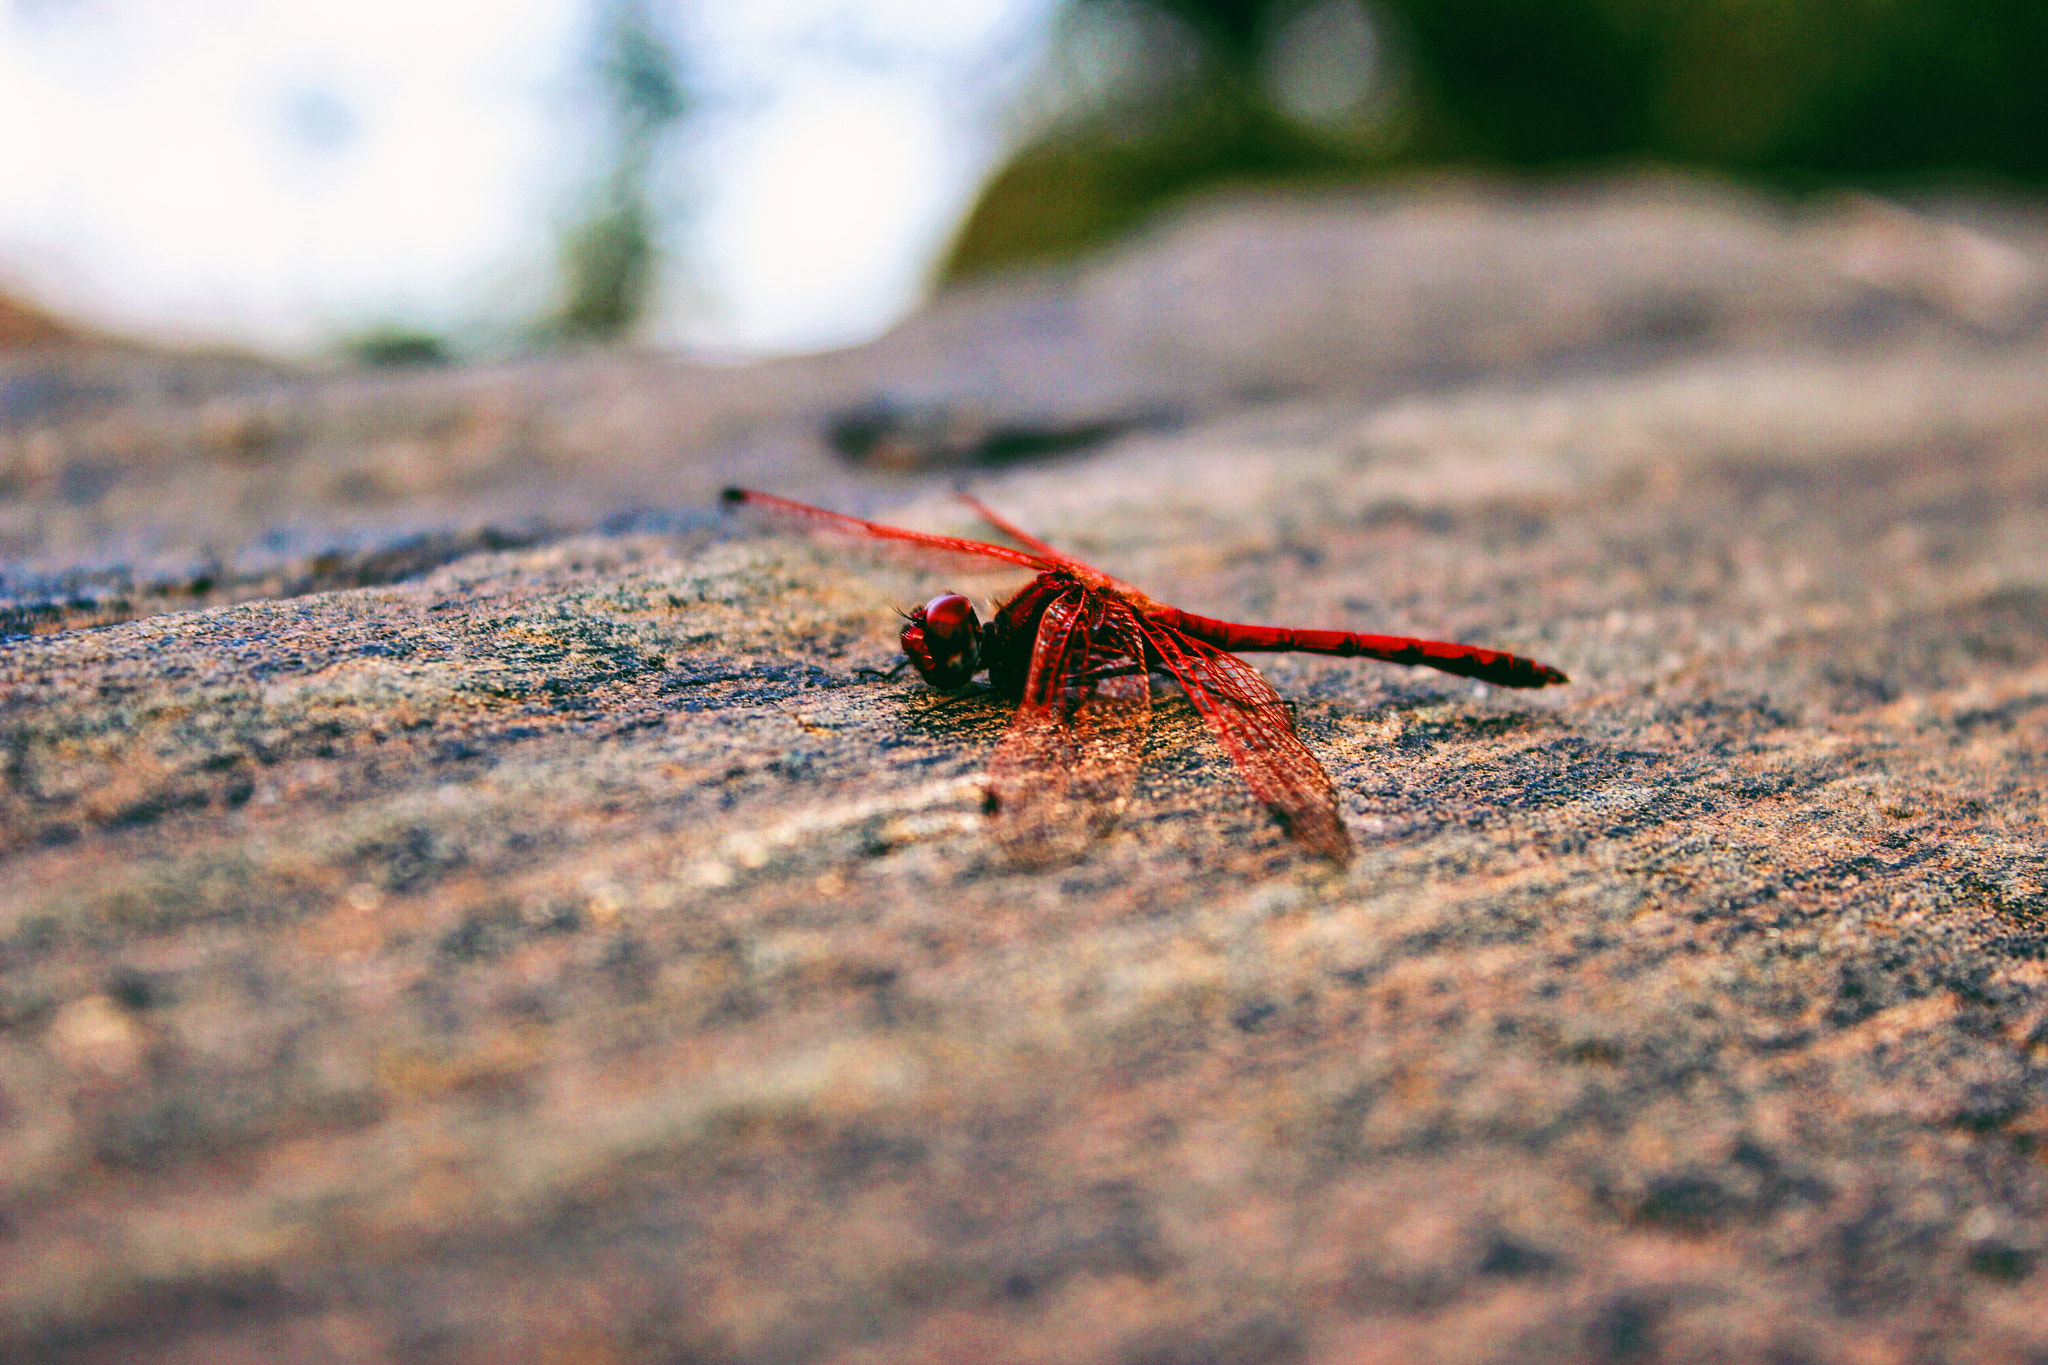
left=1379, top=0, right=2048, bottom=173
left=557, top=195, right=657, bottom=341
left=345, top=327, right=452, bottom=369
left=550, top=0, right=689, bottom=343
left=947, top=0, right=2048, bottom=279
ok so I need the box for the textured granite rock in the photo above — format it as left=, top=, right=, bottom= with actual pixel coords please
left=2, top=180, right=2047, bottom=1362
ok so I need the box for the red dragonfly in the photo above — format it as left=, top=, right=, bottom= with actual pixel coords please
left=724, top=488, right=1567, bottom=864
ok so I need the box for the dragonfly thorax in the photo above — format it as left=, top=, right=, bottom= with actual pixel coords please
left=902, top=592, right=983, bottom=690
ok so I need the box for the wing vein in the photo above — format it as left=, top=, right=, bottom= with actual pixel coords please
left=1135, top=615, right=1352, bottom=862
left=984, top=587, right=1151, bottom=865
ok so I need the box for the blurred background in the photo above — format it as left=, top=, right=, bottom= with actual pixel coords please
left=4, top=0, right=2045, bottom=363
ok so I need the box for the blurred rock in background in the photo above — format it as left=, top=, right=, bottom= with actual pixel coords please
left=0, top=290, right=87, bottom=351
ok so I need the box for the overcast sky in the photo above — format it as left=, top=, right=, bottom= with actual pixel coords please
left=0, top=0, right=1052, bottom=355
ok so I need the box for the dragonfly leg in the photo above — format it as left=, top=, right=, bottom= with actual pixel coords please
left=856, top=656, right=912, bottom=682
left=922, top=687, right=988, bottom=709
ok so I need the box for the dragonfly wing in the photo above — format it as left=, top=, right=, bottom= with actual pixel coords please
left=724, top=487, right=1051, bottom=572
left=1138, top=619, right=1353, bottom=863
left=957, top=493, right=1157, bottom=604
left=985, top=588, right=1152, bottom=865
left=957, top=494, right=1076, bottom=567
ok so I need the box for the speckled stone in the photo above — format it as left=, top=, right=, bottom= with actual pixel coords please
left=2, top=181, right=2046, bottom=1364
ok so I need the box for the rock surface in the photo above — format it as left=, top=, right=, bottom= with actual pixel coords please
left=2, top=179, right=2047, bottom=1362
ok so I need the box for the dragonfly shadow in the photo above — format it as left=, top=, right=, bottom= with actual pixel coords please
left=895, top=683, right=1014, bottom=746
left=895, top=684, right=1327, bottom=874
left=1128, top=703, right=1313, bottom=862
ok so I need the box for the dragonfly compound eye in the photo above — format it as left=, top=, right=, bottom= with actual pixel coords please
left=901, top=593, right=982, bottom=690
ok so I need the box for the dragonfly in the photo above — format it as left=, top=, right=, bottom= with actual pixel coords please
left=723, top=487, right=1568, bottom=864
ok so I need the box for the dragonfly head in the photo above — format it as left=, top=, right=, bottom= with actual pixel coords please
left=902, top=592, right=982, bottom=690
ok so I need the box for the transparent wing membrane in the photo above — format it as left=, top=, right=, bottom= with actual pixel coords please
left=984, top=588, right=1152, bottom=866
left=1140, top=621, right=1353, bottom=863
left=957, top=493, right=1155, bottom=602
left=956, top=493, right=1077, bottom=567
left=724, top=487, right=1050, bottom=572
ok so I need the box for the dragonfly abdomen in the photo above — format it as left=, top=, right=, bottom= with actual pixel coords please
left=1149, top=607, right=1568, bottom=689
